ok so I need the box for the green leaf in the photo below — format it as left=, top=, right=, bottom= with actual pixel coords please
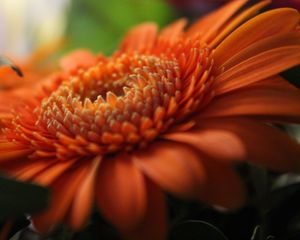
left=72, top=212, right=121, bottom=240
left=170, top=220, right=228, bottom=240
left=66, top=0, right=176, bottom=55
left=257, top=182, right=300, bottom=240
left=0, top=176, right=49, bottom=220
left=281, top=65, right=300, bottom=89
left=261, top=182, right=300, bottom=210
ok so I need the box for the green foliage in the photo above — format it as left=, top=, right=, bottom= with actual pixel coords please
left=251, top=226, right=274, bottom=240
left=169, top=220, right=228, bottom=240
left=281, top=66, right=300, bottom=89
left=66, top=0, right=176, bottom=55
left=0, top=175, right=49, bottom=220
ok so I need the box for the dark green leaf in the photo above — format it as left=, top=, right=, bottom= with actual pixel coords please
left=259, top=182, right=300, bottom=239
left=169, top=220, right=228, bottom=240
left=73, top=212, right=121, bottom=240
left=262, top=182, right=300, bottom=210
left=281, top=65, right=300, bottom=89
left=0, top=176, right=49, bottom=220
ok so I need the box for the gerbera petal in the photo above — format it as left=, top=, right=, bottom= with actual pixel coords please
left=197, top=118, right=300, bottom=172
left=125, top=179, right=167, bottom=240
left=214, top=8, right=300, bottom=67
left=0, top=158, right=55, bottom=183
left=200, top=85, right=300, bottom=123
left=33, top=159, right=76, bottom=186
left=133, top=141, right=205, bottom=198
left=162, top=129, right=246, bottom=162
left=59, top=49, right=98, bottom=72
left=32, top=162, right=90, bottom=233
left=26, top=38, right=66, bottom=68
left=0, top=141, right=27, bottom=151
left=0, top=141, right=30, bottom=165
left=68, top=157, right=101, bottom=230
left=187, top=0, right=247, bottom=42
left=250, top=75, right=299, bottom=91
left=119, top=23, right=157, bottom=53
left=220, top=31, right=300, bottom=71
left=160, top=18, right=187, bottom=40
left=0, top=149, right=32, bottom=163
left=210, top=0, right=271, bottom=48
left=96, top=154, right=146, bottom=232
left=199, top=158, right=246, bottom=209
left=9, top=161, right=55, bottom=181
left=215, top=46, right=300, bottom=94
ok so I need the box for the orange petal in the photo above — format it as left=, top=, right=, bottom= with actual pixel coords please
left=214, top=8, right=300, bottom=67
left=196, top=118, right=300, bottom=172
left=0, top=141, right=29, bottom=169
left=33, top=159, right=76, bottom=186
left=0, top=149, right=32, bottom=163
left=119, top=23, right=157, bottom=53
left=133, top=141, right=205, bottom=199
left=26, top=38, right=66, bottom=68
left=215, top=46, right=300, bottom=94
left=12, top=161, right=55, bottom=181
left=198, top=157, right=246, bottom=209
left=163, top=129, right=246, bottom=162
left=68, top=157, right=101, bottom=230
left=160, top=18, right=187, bottom=40
left=187, top=0, right=247, bottom=42
left=210, top=0, right=271, bottom=48
left=0, top=141, right=28, bottom=151
left=32, top=162, right=90, bottom=233
left=0, top=159, right=54, bottom=181
left=250, top=75, right=299, bottom=91
left=96, top=154, right=146, bottom=232
left=221, top=31, right=300, bottom=71
left=125, top=179, right=167, bottom=240
left=200, top=85, right=300, bottom=123
left=59, top=49, right=98, bottom=72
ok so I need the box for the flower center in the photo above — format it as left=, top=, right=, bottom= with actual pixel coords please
left=8, top=45, right=215, bottom=161
left=33, top=54, right=182, bottom=159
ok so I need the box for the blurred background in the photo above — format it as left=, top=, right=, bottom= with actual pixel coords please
left=1, top=0, right=299, bottom=57
left=0, top=0, right=175, bottom=57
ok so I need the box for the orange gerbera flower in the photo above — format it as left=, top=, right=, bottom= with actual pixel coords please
left=1, top=1, right=300, bottom=239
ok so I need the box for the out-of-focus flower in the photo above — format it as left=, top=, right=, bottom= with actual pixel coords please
left=0, top=41, right=67, bottom=124
left=0, top=56, right=23, bottom=77
left=168, top=0, right=300, bottom=16
left=168, top=0, right=226, bottom=15
left=0, top=42, right=62, bottom=90
left=271, top=0, right=300, bottom=9
left=0, top=0, right=70, bottom=108
left=1, top=0, right=300, bottom=239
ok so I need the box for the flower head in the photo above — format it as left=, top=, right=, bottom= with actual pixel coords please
left=1, top=1, right=300, bottom=239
